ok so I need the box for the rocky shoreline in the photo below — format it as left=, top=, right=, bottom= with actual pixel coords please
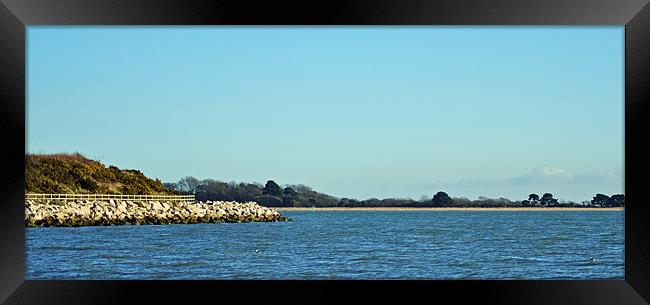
left=25, top=199, right=289, bottom=227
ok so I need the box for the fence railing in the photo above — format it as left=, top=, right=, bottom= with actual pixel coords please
left=25, top=193, right=195, bottom=202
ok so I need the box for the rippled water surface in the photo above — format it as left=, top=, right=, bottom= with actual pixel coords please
left=26, top=211, right=624, bottom=279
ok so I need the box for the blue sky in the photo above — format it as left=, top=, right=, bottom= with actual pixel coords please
left=27, top=27, right=624, bottom=202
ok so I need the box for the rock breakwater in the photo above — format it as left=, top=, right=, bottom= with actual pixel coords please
left=25, top=199, right=289, bottom=227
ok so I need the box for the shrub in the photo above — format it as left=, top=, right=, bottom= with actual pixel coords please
left=25, top=153, right=178, bottom=195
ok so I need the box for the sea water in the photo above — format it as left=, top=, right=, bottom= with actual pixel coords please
left=26, top=211, right=624, bottom=279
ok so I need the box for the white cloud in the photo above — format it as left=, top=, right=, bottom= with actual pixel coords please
left=530, top=166, right=574, bottom=179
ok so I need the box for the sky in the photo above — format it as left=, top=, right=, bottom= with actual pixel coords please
left=27, top=27, right=624, bottom=202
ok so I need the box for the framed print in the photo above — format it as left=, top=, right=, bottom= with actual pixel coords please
left=1, top=0, right=649, bottom=304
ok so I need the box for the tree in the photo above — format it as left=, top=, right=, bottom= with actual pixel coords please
left=282, top=187, right=298, bottom=206
left=232, top=183, right=262, bottom=202
left=539, top=193, right=558, bottom=206
left=339, top=198, right=361, bottom=207
left=177, top=176, right=200, bottom=194
left=195, top=180, right=231, bottom=201
left=163, top=182, right=178, bottom=191
left=497, top=197, right=512, bottom=207
left=283, top=187, right=297, bottom=197
left=528, top=194, right=540, bottom=205
left=263, top=180, right=282, bottom=196
left=257, top=195, right=284, bottom=207
left=591, top=194, right=610, bottom=207
left=432, top=191, right=452, bottom=207
left=606, top=194, right=624, bottom=207
left=451, top=197, right=471, bottom=207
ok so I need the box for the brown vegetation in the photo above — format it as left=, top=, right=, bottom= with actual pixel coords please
left=25, top=152, right=178, bottom=195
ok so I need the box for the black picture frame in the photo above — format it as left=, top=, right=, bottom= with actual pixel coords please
left=1, top=0, right=648, bottom=304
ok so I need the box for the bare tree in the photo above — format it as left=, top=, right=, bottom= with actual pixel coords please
left=177, top=176, right=200, bottom=194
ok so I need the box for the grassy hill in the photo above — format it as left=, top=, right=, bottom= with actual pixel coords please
left=25, top=153, right=178, bottom=195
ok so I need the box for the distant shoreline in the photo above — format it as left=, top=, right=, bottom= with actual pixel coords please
left=276, top=207, right=624, bottom=211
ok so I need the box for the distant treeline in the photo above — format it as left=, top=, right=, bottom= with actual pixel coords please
left=25, top=153, right=624, bottom=208
left=165, top=177, right=625, bottom=208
